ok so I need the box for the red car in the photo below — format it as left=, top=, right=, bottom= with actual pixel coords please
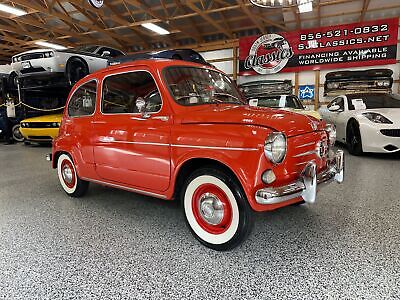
left=50, top=59, right=345, bottom=250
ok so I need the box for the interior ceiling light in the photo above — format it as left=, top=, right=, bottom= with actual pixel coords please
left=141, top=23, right=170, bottom=35
left=0, top=3, right=27, bottom=16
left=35, top=41, right=67, bottom=50
left=250, top=0, right=314, bottom=13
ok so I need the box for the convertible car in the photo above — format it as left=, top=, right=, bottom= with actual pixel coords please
left=320, top=93, right=400, bottom=155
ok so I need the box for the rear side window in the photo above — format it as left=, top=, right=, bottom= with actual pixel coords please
left=102, top=71, right=161, bottom=114
left=68, top=81, right=97, bottom=117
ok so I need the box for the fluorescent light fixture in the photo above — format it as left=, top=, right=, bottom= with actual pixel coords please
left=141, top=23, right=170, bottom=35
left=35, top=41, right=67, bottom=50
left=0, top=3, right=27, bottom=16
left=298, top=1, right=313, bottom=13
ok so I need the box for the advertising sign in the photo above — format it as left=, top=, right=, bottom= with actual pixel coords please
left=239, top=18, right=399, bottom=75
left=299, top=85, right=315, bottom=100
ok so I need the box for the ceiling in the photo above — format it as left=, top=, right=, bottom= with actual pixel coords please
left=0, top=0, right=399, bottom=63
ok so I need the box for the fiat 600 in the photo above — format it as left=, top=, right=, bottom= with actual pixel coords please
left=50, top=59, right=344, bottom=250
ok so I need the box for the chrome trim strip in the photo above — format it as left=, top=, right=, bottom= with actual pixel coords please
left=293, top=150, right=317, bottom=158
left=103, top=140, right=169, bottom=147
left=295, top=142, right=315, bottom=149
left=81, top=177, right=167, bottom=199
left=171, top=144, right=259, bottom=151
left=296, top=159, right=316, bottom=166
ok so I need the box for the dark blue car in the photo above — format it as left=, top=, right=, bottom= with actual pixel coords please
left=109, top=49, right=211, bottom=66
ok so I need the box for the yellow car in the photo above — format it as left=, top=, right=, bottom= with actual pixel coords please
left=248, top=94, right=322, bottom=120
left=20, top=114, right=62, bottom=143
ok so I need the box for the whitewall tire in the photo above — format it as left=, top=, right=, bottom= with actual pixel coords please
left=57, top=154, right=89, bottom=197
left=182, top=167, right=253, bottom=251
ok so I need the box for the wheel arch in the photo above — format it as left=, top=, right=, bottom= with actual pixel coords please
left=65, top=56, right=89, bottom=73
left=172, top=157, right=244, bottom=202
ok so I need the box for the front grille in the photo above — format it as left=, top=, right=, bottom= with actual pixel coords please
left=23, top=122, right=58, bottom=128
left=381, top=129, right=400, bottom=137
left=21, top=53, right=45, bottom=61
left=20, top=67, right=46, bottom=74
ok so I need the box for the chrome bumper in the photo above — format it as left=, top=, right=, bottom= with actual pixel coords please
left=255, top=150, right=344, bottom=205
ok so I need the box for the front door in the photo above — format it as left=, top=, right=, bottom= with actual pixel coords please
left=92, top=69, right=171, bottom=192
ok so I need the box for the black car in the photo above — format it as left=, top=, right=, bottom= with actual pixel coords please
left=109, top=49, right=211, bottom=66
left=239, top=80, right=293, bottom=99
left=324, top=68, right=393, bottom=96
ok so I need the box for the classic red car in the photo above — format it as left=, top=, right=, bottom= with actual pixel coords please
left=50, top=59, right=344, bottom=250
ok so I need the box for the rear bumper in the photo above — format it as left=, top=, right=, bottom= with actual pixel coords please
left=255, top=150, right=344, bottom=205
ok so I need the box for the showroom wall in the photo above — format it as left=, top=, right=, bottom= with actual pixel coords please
left=200, top=29, right=400, bottom=107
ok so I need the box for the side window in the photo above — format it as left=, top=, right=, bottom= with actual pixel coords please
left=328, top=97, right=344, bottom=110
left=102, top=71, right=162, bottom=114
left=99, top=47, right=123, bottom=58
left=68, top=81, right=97, bottom=117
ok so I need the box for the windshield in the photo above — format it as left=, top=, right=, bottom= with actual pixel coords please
left=164, top=66, right=244, bottom=106
left=72, top=45, right=98, bottom=53
left=347, top=94, right=400, bottom=110
left=254, top=95, right=304, bottom=109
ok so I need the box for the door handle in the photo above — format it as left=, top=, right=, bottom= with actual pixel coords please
left=153, top=116, right=169, bottom=122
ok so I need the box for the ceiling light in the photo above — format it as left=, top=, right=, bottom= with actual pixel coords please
left=298, top=1, right=313, bottom=13
left=141, top=23, right=170, bottom=35
left=250, top=0, right=313, bottom=9
left=0, top=3, right=27, bottom=16
left=35, top=41, right=67, bottom=50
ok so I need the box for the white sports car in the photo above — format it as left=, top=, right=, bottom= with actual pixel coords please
left=320, top=93, right=400, bottom=155
left=10, top=45, right=124, bottom=88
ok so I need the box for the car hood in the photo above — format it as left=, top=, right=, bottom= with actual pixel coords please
left=22, top=114, right=63, bottom=123
left=180, top=105, right=322, bottom=137
left=282, top=108, right=322, bottom=120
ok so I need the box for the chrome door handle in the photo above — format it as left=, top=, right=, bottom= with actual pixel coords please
left=153, top=116, right=169, bottom=122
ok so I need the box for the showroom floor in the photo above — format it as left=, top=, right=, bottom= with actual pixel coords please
left=0, top=144, right=399, bottom=300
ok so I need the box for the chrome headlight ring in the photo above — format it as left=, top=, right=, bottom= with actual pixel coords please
left=264, top=132, right=287, bottom=164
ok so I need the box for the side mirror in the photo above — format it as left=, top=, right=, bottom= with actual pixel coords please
left=136, top=97, right=151, bottom=119
left=136, top=97, right=146, bottom=112
left=248, top=99, right=258, bottom=107
left=328, top=104, right=342, bottom=112
left=101, top=51, right=111, bottom=57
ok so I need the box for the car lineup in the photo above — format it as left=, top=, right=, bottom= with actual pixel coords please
left=48, top=59, right=345, bottom=250
left=320, top=93, right=400, bottom=155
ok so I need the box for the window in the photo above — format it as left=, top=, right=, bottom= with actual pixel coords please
left=328, top=97, right=344, bottom=110
left=164, top=66, right=243, bottom=106
left=102, top=71, right=162, bottom=114
left=68, top=80, right=97, bottom=117
left=98, top=47, right=124, bottom=58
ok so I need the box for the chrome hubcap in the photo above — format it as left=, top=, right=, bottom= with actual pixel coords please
left=62, top=166, right=73, bottom=184
left=198, top=193, right=224, bottom=225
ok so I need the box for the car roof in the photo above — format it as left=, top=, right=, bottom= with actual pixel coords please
left=89, top=58, right=219, bottom=78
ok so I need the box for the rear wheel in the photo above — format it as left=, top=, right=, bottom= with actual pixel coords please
left=66, top=59, right=89, bottom=86
left=182, top=167, right=253, bottom=251
left=347, top=121, right=363, bottom=156
left=57, top=154, right=89, bottom=197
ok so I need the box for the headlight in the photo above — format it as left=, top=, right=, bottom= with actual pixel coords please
left=325, top=124, right=336, bottom=146
left=327, top=82, right=339, bottom=89
left=264, top=132, right=287, bottom=164
left=376, top=80, right=390, bottom=87
left=363, top=112, right=393, bottom=124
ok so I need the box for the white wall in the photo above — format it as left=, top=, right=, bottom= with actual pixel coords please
left=200, top=32, right=400, bottom=106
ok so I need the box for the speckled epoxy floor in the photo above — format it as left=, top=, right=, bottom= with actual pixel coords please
left=0, top=144, right=399, bottom=300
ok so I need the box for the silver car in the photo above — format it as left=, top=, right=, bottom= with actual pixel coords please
left=10, top=45, right=124, bottom=88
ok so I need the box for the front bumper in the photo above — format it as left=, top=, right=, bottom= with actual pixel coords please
left=20, top=128, right=59, bottom=141
left=255, top=150, right=344, bottom=205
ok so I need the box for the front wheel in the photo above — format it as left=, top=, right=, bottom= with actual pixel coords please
left=347, top=122, right=363, bottom=156
left=66, top=59, right=89, bottom=86
left=12, top=124, right=24, bottom=142
left=182, top=167, right=253, bottom=251
left=57, top=154, right=89, bottom=197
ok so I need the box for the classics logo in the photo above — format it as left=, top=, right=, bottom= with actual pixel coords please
left=88, top=0, right=104, bottom=8
left=244, top=34, right=294, bottom=75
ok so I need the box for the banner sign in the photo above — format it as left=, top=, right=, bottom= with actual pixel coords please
left=239, top=18, right=399, bottom=75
